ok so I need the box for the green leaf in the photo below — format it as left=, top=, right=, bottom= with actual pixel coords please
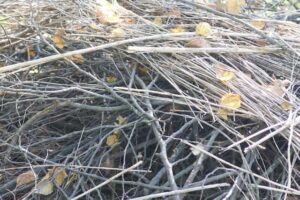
left=0, top=16, right=9, bottom=24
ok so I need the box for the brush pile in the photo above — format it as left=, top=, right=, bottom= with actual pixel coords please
left=0, top=0, right=300, bottom=199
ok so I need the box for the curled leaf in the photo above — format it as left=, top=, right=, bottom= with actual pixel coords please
left=217, top=108, right=229, bottom=120
left=106, top=133, right=120, bottom=146
left=220, top=93, right=241, bottom=110
left=185, top=38, right=210, bottom=48
left=153, top=16, right=163, bottom=26
left=52, top=35, right=64, bottom=49
left=106, top=75, right=117, bottom=83
left=280, top=101, right=293, bottom=111
left=251, top=20, right=266, bottom=30
left=195, top=22, right=211, bottom=37
left=111, top=28, right=125, bottom=38
left=170, top=26, right=186, bottom=33
left=68, top=54, right=84, bottom=64
left=16, top=171, right=36, bottom=187
left=35, top=179, right=53, bottom=195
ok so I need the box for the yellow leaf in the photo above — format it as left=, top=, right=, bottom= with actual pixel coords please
left=68, top=54, right=84, bottom=64
left=217, top=108, right=229, bottom=120
left=226, top=0, right=245, bottom=14
left=280, top=101, right=293, bottom=111
left=251, top=20, right=266, bottom=30
left=95, top=4, right=120, bottom=24
left=27, top=47, right=36, bottom=58
left=51, top=167, right=67, bottom=186
left=106, top=75, right=117, bottom=83
left=195, top=22, right=211, bottom=37
left=220, top=93, right=241, bottom=110
left=216, top=70, right=235, bottom=84
left=137, top=66, right=150, bottom=76
left=153, top=16, right=163, bottom=26
left=170, top=26, right=186, bottom=33
left=29, top=67, right=39, bottom=74
left=89, top=22, right=98, bottom=30
left=116, top=115, right=128, bottom=125
left=52, top=35, right=64, bottom=49
left=35, top=179, right=53, bottom=195
left=111, top=28, right=125, bottom=38
left=106, top=134, right=119, bottom=146
left=16, top=171, right=36, bottom=187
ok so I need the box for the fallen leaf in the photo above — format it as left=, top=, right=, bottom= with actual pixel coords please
left=195, top=22, right=211, bottom=37
left=216, top=0, right=245, bottom=14
left=170, top=26, right=186, bottom=33
left=35, top=179, right=53, bottom=195
left=116, top=115, right=128, bottom=125
left=251, top=20, right=266, bottom=30
left=153, top=16, right=163, bottom=26
left=49, top=167, right=67, bottom=186
left=106, top=133, right=120, bottom=146
left=27, top=47, right=36, bottom=58
left=95, top=4, right=120, bottom=24
left=106, top=75, right=117, bottom=83
left=280, top=101, right=293, bottom=111
left=185, top=38, right=210, bottom=48
left=68, top=54, right=84, bottom=64
left=265, top=79, right=289, bottom=97
left=52, top=35, right=64, bottom=49
left=216, top=70, right=235, bottom=84
left=220, top=93, right=241, bottom=110
left=137, top=66, right=150, bottom=76
left=16, top=171, right=36, bottom=187
left=89, top=22, right=98, bottom=30
left=217, top=108, right=229, bottom=120
left=111, top=28, right=125, bottom=38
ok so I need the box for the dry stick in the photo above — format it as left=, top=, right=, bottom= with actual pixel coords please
left=0, top=32, right=194, bottom=74
left=130, top=183, right=230, bottom=200
left=244, top=115, right=300, bottom=153
left=182, top=140, right=300, bottom=195
left=128, top=46, right=282, bottom=54
left=70, top=161, right=143, bottom=200
left=179, top=0, right=300, bottom=57
left=5, top=102, right=68, bottom=161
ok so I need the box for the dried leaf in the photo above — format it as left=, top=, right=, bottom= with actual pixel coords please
left=35, top=179, right=53, bottom=195
left=68, top=54, right=84, bottom=64
left=27, top=47, right=36, bottom=58
left=195, top=22, right=211, bottom=37
left=111, top=28, right=125, bottom=38
left=89, top=22, right=98, bottom=30
left=217, top=108, right=229, bottom=120
left=116, top=115, right=128, bottom=125
left=266, top=79, right=289, bottom=97
left=16, top=171, right=35, bottom=187
left=95, top=4, right=120, bottom=24
left=190, top=143, right=204, bottom=156
left=137, top=66, right=150, bottom=76
left=220, top=93, right=241, bottom=110
left=50, top=167, right=67, bottom=186
left=251, top=20, right=266, bottom=30
left=216, top=70, right=235, bottom=84
left=153, top=16, right=163, bottom=26
left=106, top=133, right=120, bottom=146
left=106, top=75, right=117, bottom=83
left=185, top=38, right=210, bottom=48
left=170, top=26, right=186, bottom=33
left=216, top=0, right=245, bottom=14
left=280, top=101, right=293, bottom=111
left=52, top=35, right=64, bottom=49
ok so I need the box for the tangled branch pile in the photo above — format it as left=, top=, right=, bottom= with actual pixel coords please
left=0, top=0, right=299, bottom=199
